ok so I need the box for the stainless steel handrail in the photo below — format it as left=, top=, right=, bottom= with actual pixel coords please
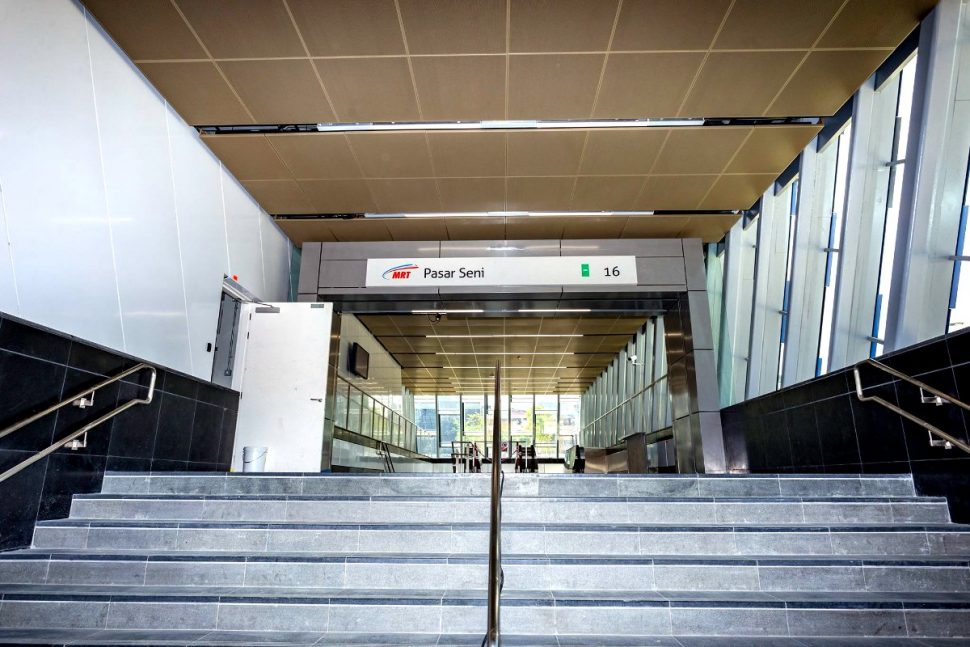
left=0, top=363, right=157, bottom=484
left=485, top=361, right=503, bottom=646
left=853, top=358, right=970, bottom=455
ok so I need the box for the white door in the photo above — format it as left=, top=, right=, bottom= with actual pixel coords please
left=230, top=302, right=333, bottom=472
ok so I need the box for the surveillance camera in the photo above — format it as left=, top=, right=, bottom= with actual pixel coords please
left=628, top=355, right=638, bottom=363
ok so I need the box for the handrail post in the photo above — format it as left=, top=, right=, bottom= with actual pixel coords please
left=485, top=361, right=502, bottom=646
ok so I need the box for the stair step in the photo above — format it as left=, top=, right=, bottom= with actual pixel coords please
left=1, top=588, right=969, bottom=638
left=100, top=472, right=917, bottom=499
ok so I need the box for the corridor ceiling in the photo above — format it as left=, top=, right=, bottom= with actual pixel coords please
left=83, top=0, right=935, bottom=243
left=356, top=313, right=648, bottom=394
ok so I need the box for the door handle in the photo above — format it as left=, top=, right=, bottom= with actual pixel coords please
left=310, top=398, right=323, bottom=402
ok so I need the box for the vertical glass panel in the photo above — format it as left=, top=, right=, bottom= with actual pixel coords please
left=534, top=395, right=558, bottom=457
left=949, top=157, right=970, bottom=332
left=559, top=395, right=580, bottom=453
left=818, top=123, right=852, bottom=375
left=486, top=394, right=511, bottom=457
left=361, top=397, right=373, bottom=436
left=415, top=395, right=437, bottom=457
left=347, top=387, right=363, bottom=434
left=333, top=379, right=350, bottom=430
left=510, top=395, right=533, bottom=451
left=438, top=394, right=460, bottom=455
left=778, top=178, right=799, bottom=387
left=462, top=395, right=485, bottom=449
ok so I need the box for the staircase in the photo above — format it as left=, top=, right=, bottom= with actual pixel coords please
left=1, top=472, right=969, bottom=645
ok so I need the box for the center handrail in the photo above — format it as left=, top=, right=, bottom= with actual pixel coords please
left=484, top=361, right=503, bottom=646
left=0, top=363, right=157, bottom=484
left=853, top=358, right=970, bottom=455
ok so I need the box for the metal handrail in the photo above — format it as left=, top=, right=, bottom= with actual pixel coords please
left=853, top=358, right=970, bottom=455
left=485, top=362, right=503, bottom=646
left=378, top=441, right=396, bottom=473
left=0, top=363, right=157, bottom=484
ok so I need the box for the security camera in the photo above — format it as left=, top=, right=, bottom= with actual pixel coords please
left=628, top=355, right=642, bottom=366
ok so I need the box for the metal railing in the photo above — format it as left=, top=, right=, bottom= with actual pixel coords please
left=853, top=358, right=970, bottom=455
left=377, top=441, right=396, bottom=473
left=0, top=363, right=157, bottom=484
left=485, top=362, right=503, bottom=646
left=332, top=375, right=418, bottom=453
left=580, top=375, right=671, bottom=448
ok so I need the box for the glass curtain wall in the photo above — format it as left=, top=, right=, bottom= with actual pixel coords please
left=949, top=156, right=970, bottom=332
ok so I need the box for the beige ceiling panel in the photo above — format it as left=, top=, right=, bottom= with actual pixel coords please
left=594, top=53, right=705, bottom=118
left=84, top=0, right=206, bottom=60
left=510, top=0, right=619, bottom=52
left=714, top=0, right=844, bottom=50
left=681, top=214, right=741, bottom=242
left=369, top=179, right=442, bottom=212
left=726, top=125, right=821, bottom=174
left=438, top=178, right=507, bottom=212
left=275, top=220, right=338, bottom=244
left=267, top=134, right=361, bottom=179
left=652, top=127, right=751, bottom=175
left=505, top=215, right=566, bottom=239
left=342, top=134, right=431, bottom=183
left=220, top=60, right=336, bottom=123
left=767, top=50, right=893, bottom=117
left=428, top=132, right=507, bottom=177
left=636, top=175, right=717, bottom=210
left=314, top=58, right=420, bottom=122
left=578, top=130, right=667, bottom=176
left=680, top=51, right=805, bottom=118
left=507, top=178, right=576, bottom=211
left=621, top=215, right=688, bottom=238
left=611, top=0, right=730, bottom=51
left=139, top=62, right=252, bottom=124
left=201, top=135, right=289, bottom=180
left=445, top=217, right=508, bottom=240
left=508, top=54, right=603, bottom=119
left=175, top=0, right=304, bottom=58
left=322, top=218, right=393, bottom=242
left=383, top=217, right=450, bottom=241
left=507, top=131, right=586, bottom=176
left=571, top=177, right=644, bottom=211
left=698, top=173, right=777, bottom=210
left=242, top=180, right=313, bottom=214
left=411, top=56, right=506, bottom=121
left=287, top=0, right=405, bottom=56
left=561, top=216, right=628, bottom=239
left=298, top=179, right=377, bottom=213
left=399, top=0, right=507, bottom=54
left=818, top=0, right=935, bottom=48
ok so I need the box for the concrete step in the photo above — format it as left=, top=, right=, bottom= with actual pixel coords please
left=32, top=519, right=970, bottom=557
left=0, top=588, right=968, bottom=639
left=100, top=472, right=917, bottom=499
left=67, top=494, right=950, bottom=526
left=1, top=551, right=968, bottom=593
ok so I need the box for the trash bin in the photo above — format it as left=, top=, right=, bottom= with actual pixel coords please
left=242, top=446, right=267, bottom=472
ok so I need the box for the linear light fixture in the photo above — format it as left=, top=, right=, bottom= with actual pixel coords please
left=412, top=309, right=484, bottom=314
left=449, top=366, right=570, bottom=369
left=317, top=118, right=704, bottom=134
left=437, top=352, right=572, bottom=355
left=427, top=334, right=582, bottom=338
left=518, top=308, right=592, bottom=313
left=368, top=210, right=655, bottom=219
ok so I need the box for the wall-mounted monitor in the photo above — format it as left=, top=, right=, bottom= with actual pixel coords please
left=348, top=342, right=369, bottom=379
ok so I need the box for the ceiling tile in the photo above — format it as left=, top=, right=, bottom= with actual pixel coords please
left=399, top=0, right=507, bottom=54
left=275, top=219, right=338, bottom=244
left=219, top=59, right=336, bottom=122
left=84, top=0, right=207, bottom=60
left=504, top=215, right=566, bottom=239
left=314, top=57, right=420, bottom=122
left=636, top=175, right=718, bottom=210
left=507, top=131, right=586, bottom=176
left=679, top=51, right=805, bottom=118
left=570, top=177, right=644, bottom=211
left=578, top=130, right=667, bottom=175
left=508, top=54, right=603, bottom=119
left=561, top=215, right=628, bottom=239
left=611, top=0, right=730, bottom=51
left=383, top=217, right=450, bottom=241
left=651, top=127, right=751, bottom=175
left=287, top=0, right=405, bottom=56
left=201, top=135, right=289, bottom=180
left=175, top=0, right=305, bottom=58
left=348, top=133, right=434, bottom=178
left=298, top=179, right=377, bottom=212
left=428, top=132, right=507, bottom=177
left=242, top=180, right=314, bottom=214
left=139, top=62, right=252, bottom=124
left=726, top=125, right=821, bottom=174
left=267, top=134, right=361, bottom=179
left=621, top=215, right=690, bottom=238
left=698, top=173, right=777, bottom=210
left=445, top=217, right=508, bottom=240
left=324, top=218, right=394, bottom=242
left=680, top=214, right=742, bottom=242
left=594, top=53, right=704, bottom=118
left=714, top=0, right=844, bottom=50
left=369, top=179, right=442, bottom=212
left=818, top=0, right=936, bottom=48
left=437, top=178, right=507, bottom=212
left=411, top=56, right=506, bottom=120
left=767, top=50, right=892, bottom=117
left=510, top=0, right=619, bottom=52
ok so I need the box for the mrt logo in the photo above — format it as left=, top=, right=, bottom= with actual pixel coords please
left=382, top=263, right=419, bottom=280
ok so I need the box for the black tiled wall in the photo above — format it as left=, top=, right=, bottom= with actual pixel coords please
left=721, top=327, right=970, bottom=521
left=0, top=313, right=239, bottom=551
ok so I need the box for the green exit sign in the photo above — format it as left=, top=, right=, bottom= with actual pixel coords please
left=581, top=263, right=590, bottom=277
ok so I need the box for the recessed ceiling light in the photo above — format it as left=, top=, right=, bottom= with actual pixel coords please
left=436, top=352, right=572, bottom=355
left=412, top=309, right=484, bottom=314
left=517, top=308, right=592, bottom=313
left=427, top=334, right=582, bottom=338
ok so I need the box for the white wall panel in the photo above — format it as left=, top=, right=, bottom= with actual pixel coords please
left=0, top=185, right=19, bottom=314
left=167, top=106, right=230, bottom=380
left=223, top=171, right=267, bottom=299
left=260, top=216, right=291, bottom=301
left=87, top=22, right=191, bottom=372
left=0, top=0, right=124, bottom=349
